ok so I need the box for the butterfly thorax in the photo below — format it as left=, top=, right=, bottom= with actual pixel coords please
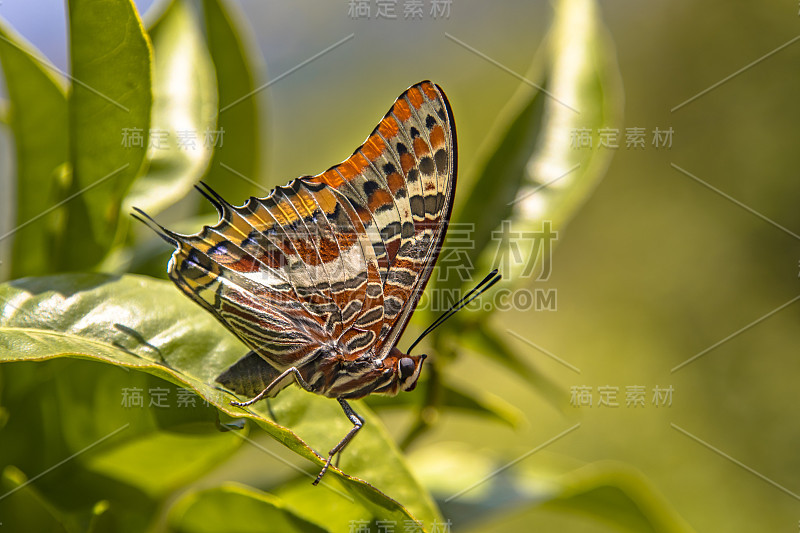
left=301, top=346, right=426, bottom=400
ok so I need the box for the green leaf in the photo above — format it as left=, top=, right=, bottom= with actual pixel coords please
left=0, top=358, right=242, bottom=533
left=449, top=76, right=547, bottom=291
left=274, top=477, right=430, bottom=533
left=539, top=463, right=696, bottom=533
left=439, top=378, right=524, bottom=428
left=0, top=274, right=439, bottom=527
left=58, top=364, right=243, bottom=499
left=199, top=0, right=263, bottom=203
left=122, top=0, right=217, bottom=218
left=61, top=0, right=153, bottom=270
left=367, top=376, right=523, bottom=429
left=1, top=466, right=73, bottom=533
left=459, top=322, right=568, bottom=410
left=406, top=442, right=500, bottom=503
left=412, top=444, right=694, bottom=533
left=0, top=19, right=69, bottom=278
left=452, top=0, right=623, bottom=287
left=270, top=395, right=442, bottom=532
left=168, top=483, right=329, bottom=533
left=1, top=462, right=117, bottom=533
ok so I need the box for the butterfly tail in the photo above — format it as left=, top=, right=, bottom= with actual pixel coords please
left=131, top=207, right=180, bottom=248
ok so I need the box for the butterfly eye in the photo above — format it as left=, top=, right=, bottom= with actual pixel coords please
left=398, top=357, right=416, bottom=380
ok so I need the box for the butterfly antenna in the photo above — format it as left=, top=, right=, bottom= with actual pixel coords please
left=130, top=207, right=180, bottom=248
left=408, top=269, right=502, bottom=354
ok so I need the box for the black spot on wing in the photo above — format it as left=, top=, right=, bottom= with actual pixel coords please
left=375, top=202, right=395, bottom=214
left=434, top=149, right=448, bottom=174
left=436, top=192, right=445, bottom=212
left=381, top=221, right=401, bottom=241
left=346, top=330, right=376, bottom=351
left=419, top=157, right=435, bottom=175
left=409, top=195, right=425, bottom=218
left=363, top=180, right=380, bottom=196
left=384, top=295, right=403, bottom=317
left=424, top=194, right=439, bottom=215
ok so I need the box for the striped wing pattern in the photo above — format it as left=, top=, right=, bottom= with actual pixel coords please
left=154, top=81, right=456, bottom=399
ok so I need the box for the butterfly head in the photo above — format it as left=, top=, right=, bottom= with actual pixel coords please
left=397, top=352, right=426, bottom=392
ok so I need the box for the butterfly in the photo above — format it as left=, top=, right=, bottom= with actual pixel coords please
left=134, top=81, right=497, bottom=484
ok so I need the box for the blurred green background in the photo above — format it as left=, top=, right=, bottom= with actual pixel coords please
left=1, top=0, right=799, bottom=531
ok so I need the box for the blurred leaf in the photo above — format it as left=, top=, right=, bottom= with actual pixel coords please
left=1, top=466, right=73, bottom=532
left=412, top=444, right=693, bottom=533
left=439, top=379, right=523, bottom=429
left=448, top=75, right=547, bottom=292
left=452, top=0, right=623, bottom=287
left=168, top=483, right=328, bottom=533
left=123, top=0, right=217, bottom=218
left=367, top=376, right=523, bottom=429
left=199, top=0, right=262, bottom=204
left=0, top=20, right=69, bottom=278
left=1, top=463, right=112, bottom=533
left=87, top=500, right=113, bottom=533
left=60, top=0, right=152, bottom=270
left=459, top=322, right=567, bottom=410
left=408, top=442, right=503, bottom=504
left=538, top=463, right=696, bottom=533
left=0, top=274, right=438, bottom=527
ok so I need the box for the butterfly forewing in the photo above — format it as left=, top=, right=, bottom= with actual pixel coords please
left=153, top=81, right=455, bottom=399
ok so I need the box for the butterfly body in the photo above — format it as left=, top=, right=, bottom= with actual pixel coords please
left=135, top=81, right=456, bottom=483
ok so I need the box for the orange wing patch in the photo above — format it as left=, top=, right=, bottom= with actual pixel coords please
left=378, top=116, right=400, bottom=139
left=413, top=137, right=430, bottom=158
left=393, top=98, right=412, bottom=122
left=429, top=125, right=445, bottom=150
left=361, top=135, right=386, bottom=160
left=406, top=87, right=424, bottom=109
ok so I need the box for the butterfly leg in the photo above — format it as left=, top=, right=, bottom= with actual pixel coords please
left=313, top=399, right=364, bottom=485
left=230, top=367, right=312, bottom=407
